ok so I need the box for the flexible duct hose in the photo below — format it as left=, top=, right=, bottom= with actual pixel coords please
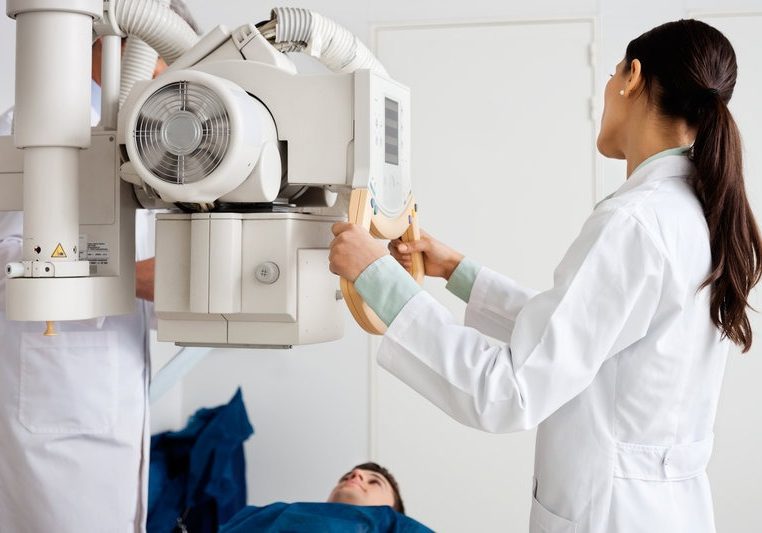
left=115, top=0, right=197, bottom=64
left=120, top=37, right=158, bottom=105
left=270, top=7, right=388, bottom=77
left=115, top=0, right=199, bottom=104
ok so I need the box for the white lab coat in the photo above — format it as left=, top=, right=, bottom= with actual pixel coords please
left=0, top=85, right=154, bottom=532
left=378, top=155, right=728, bottom=532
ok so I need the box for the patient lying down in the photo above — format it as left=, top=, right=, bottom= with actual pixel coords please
left=221, top=462, right=432, bottom=532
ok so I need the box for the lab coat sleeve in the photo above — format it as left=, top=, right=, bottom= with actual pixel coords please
left=462, top=267, right=540, bottom=342
left=445, top=257, right=482, bottom=303
left=0, top=107, right=14, bottom=136
left=377, top=208, right=665, bottom=432
left=355, top=255, right=423, bottom=325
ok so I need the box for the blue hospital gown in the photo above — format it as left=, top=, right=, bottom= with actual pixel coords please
left=220, top=502, right=434, bottom=533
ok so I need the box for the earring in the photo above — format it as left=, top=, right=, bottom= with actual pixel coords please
left=619, top=89, right=625, bottom=96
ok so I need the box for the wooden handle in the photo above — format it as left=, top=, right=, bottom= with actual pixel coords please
left=341, top=189, right=424, bottom=335
left=401, top=210, right=425, bottom=285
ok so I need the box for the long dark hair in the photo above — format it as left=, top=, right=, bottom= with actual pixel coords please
left=625, top=20, right=762, bottom=352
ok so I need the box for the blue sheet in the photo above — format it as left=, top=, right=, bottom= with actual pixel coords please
left=220, top=502, right=434, bottom=533
left=148, top=388, right=254, bottom=533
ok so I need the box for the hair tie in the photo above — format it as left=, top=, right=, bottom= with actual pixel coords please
left=698, top=87, right=721, bottom=109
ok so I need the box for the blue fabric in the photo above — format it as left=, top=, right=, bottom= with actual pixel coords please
left=220, top=502, right=434, bottom=533
left=148, top=388, right=254, bottom=533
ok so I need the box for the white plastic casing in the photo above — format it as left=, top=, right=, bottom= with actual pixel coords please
left=6, top=0, right=102, bottom=19
left=5, top=133, right=136, bottom=321
left=9, top=0, right=101, bottom=282
left=154, top=212, right=344, bottom=347
left=352, top=70, right=412, bottom=217
left=122, top=69, right=280, bottom=203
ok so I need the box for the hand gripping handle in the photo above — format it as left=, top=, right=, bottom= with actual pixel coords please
left=340, top=189, right=424, bottom=334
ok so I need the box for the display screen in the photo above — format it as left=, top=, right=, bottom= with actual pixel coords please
left=384, top=97, right=399, bottom=165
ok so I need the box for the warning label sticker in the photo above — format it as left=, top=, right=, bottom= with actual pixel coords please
left=77, top=235, right=110, bottom=273
left=51, top=243, right=67, bottom=258
left=86, top=242, right=110, bottom=265
left=79, top=235, right=87, bottom=260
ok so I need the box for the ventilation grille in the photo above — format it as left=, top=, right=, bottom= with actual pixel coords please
left=134, top=81, right=231, bottom=185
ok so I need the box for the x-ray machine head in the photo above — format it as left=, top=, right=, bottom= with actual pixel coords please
left=0, top=2, right=421, bottom=348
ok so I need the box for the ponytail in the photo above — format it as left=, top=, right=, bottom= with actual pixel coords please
left=693, top=96, right=762, bottom=352
left=625, top=19, right=762, bottom=352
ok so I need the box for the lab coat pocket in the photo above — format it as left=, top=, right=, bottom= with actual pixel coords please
left=19, top=330, right=118, bottom=434
left=530, top=481, right=577, bottom=533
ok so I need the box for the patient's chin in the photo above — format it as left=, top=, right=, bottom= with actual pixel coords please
left=327, top=488, right=365, bottom=505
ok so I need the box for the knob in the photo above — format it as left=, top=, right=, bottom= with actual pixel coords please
left=254, top=262, right=280, bottom=284
left=6, top=262, right=24, bottom=278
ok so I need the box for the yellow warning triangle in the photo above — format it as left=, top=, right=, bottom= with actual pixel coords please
left=52, top=243, right=67, bottom=258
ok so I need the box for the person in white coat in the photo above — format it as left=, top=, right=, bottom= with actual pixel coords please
left=0, top=85, right=155, bottom=533
left=329, top=19, right=762, bottom=533
left=0, top=3, right=200, bottom=531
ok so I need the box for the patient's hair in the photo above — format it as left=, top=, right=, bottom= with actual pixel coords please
left=352, top=462, right=405, bottom=515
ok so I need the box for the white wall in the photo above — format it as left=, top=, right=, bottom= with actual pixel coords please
left=371, top=19, right=595, bottom=532
left=1, top=1, right=762, bottom=531
left=178, top=313, right=372, bottom=504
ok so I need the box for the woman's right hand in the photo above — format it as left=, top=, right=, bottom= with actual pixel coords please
left=389, top=230, right=464, bottom=280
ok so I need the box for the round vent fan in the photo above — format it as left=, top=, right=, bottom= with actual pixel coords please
left=124, top=69, right=280, bottom=204
left=135, top=80, right=230, bottom=185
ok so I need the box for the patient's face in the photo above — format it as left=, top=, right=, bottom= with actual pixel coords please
left=327, top=468, right=396, bottom=508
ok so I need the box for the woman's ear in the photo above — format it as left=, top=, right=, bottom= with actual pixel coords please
left=624, top=58, right=643, bottom=97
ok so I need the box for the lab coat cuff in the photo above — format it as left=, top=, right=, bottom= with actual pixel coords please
left=377, top=291, right=430, bottom=369
left=354, top=255, right=422, bottom=326
left=445, top=257, right=481, bottom=303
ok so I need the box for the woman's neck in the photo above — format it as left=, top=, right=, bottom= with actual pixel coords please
left=624, top=114, right=695, bottom=177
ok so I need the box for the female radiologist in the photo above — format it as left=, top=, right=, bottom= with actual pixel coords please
left=329, top=20, right=761, bottom=533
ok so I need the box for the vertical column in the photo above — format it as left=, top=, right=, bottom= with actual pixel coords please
left=100, top=34, right=122, bottom=130
left=8, top=0, right=102, bottom=266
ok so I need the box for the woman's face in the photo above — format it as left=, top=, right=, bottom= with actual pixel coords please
left=597, top=60, right=628, bottom=159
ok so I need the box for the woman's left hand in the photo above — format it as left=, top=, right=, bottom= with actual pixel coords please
left=329, top=222, right=389, bottom=282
